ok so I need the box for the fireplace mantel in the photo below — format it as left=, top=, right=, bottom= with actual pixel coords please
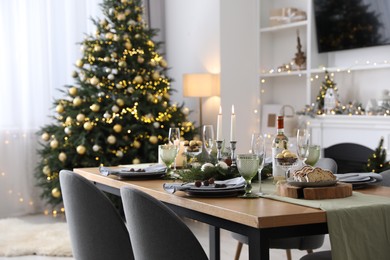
left=306, top=115, right=390, bottom=159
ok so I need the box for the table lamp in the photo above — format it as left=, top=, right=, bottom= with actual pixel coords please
left=183, top=73, right=220, bottom=127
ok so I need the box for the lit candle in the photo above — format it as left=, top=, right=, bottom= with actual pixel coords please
left=217, top=106, right=223, bottom=141
left=230, top=105, right=236, bottom=141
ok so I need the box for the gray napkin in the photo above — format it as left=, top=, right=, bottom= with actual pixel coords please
left=99, top=164, right=166, bottom=176
left=163, top=177, right=245, bottom=194
left=335, top=172, right=383, bottom=182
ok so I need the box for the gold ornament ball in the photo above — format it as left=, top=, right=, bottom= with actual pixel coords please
left=159, top=59, right=168, bottom=68
left=76, top=145, right=87, bottom=155
left=94, top=45, right=101, bottom=52
left=123, top=33, right=129, bottom=40
left=64, top=127, right=72, bottom=135
left=152, top=71, right=160, bottom=80
left=65, top=116, right=73, bottom=124
left=100, top=19, right=108, bottom=26
left=133, top=158, right=140, bottom=164
left=73, top=96, right=82, bottom=106
left=107, top=135, right=116, bottom=144
left=56, top=104, right=64, bottom=113
left=117, top=12, right=126, bottom=21
left=147, top=40, right=154, bottom=47
left=127, top=86, right=135, bottom=93
left=135, top=33, right=141, bottom=39
left=58, top=152, right=67, bottom=162
left=134, top=75, right=143, bottom=84
left=69, top=87, right=77, bottom=96
left=105, top=32, right=113, bottom=40
left=71, top=71, right=78, bottom=78
left=51, top=188, right=61, bottom=198
left=116, top=98, right=125, bottom=107
left=111, top=52, right=118, bottom=58
left=50, top=139, right=59, bottom=149
left=76, top=113, right=85, bottom=122
left=118, top=60, right=127, bottom=67
left=150, top=60, right=157, bottom=67
left=111, top=105, right=120, bottom=113
left=90, top=104, right=100, bottom=112
left=92, top=144, right=100, bottom=152
left=149, top=135, right=158, bottom=144
left=113, top=35, right=120, bottom=41
left=41, top=132, right=50, bottom=141
left=104, top=56, right=110, bottom=62
left=133, top=140, right=141, bottom=148
left=90, top=76, right=99, bottom=86
left=125, top=41, right=132, bottom=50
left=113, top=124, right=122, bottom=133
left=137, top=56, right=144, bottom=63
left=83, top=122, right=93, bottom=131
left=75, top=59, right=83, bottom=67
left=121, top=0, right=128, bottom=3
left=42, top=165, right=51, bottom=175
left=116, top=150, right=124, bottom=157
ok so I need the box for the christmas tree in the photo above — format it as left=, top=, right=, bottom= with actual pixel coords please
left=315, top=71, right=339, bottom=114
left=365, top=137, right=390, bottom=173
left=36, top=0, right=195, bottom=210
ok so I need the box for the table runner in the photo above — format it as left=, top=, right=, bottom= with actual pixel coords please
left=259, top=181, right=390, bottom=260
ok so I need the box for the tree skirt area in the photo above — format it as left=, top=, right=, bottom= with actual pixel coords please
left=0, top=218, right=72, bottom=257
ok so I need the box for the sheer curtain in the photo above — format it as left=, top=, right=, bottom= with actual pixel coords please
left=0, top=0, right=102, bottom=218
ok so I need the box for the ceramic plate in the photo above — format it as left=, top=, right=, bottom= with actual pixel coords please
left=287, top=179, right=338, bottom=187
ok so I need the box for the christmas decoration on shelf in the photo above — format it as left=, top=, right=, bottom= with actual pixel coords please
left=36, top=0, right=195, bottom=210
left=364, top=137, right=390, bottom=173
left=293, top=29, right=306, bottom=70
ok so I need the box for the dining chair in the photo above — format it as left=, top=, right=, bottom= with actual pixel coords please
left=120, top=187, right=208, bottom=260
left=232, top=158, right=338, bottom=260
left=59, top=170, right=134, bottom=260
left=380, top=169, right=390, bottom=186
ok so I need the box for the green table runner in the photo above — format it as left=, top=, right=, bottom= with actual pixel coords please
left=258, top=181, right=390, bottom=260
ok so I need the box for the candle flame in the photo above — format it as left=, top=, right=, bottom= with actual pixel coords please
left=231, top=105, right=235, bottom=114
left=219, top=106, right=222, bottom=114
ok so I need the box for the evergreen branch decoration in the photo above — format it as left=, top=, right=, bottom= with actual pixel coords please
left=365, top=137, right=390, bottom=173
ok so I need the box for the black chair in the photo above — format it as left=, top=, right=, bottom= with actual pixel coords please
left=324, top=143, right=374, bottom=173
left=59, top=170, right=134, bottom=260
left=120, top=187, right=208, bottom=260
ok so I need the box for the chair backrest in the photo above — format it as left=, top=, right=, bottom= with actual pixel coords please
left=59, top=170, right=134, bottom=260
left=314, top=158, right=338, bottom=174
left=324, top=143, right=374, bottom=173
left=380, top=169, right=390, bottom=187
left=120, top=187, right=208, bottom=260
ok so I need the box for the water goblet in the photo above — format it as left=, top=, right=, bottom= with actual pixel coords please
left=251, top=133, right=266, bottom=194
left=202, top=125, right=215, bottom=158
left=306, top=145, right=321, bottom=166
left=168, top=127, right=180, bottom=169
left=296, top=129, right=310, bottom=165
left=159, top=144, right=178, bottom=178
left=237, top=154, right=260, bottom=198
left=185, top=140, right=203, bottom=166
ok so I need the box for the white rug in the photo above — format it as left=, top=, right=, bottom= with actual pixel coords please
left=0, top=218, right=72, bottom=257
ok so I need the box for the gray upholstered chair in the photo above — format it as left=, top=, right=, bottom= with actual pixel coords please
left=59, top=170, right=134, bottom=260
left=232, top=158, right=338, bottom=260
left=380, top=169, right=390, bottom=186
left=120, top=187, right=208, bottom=260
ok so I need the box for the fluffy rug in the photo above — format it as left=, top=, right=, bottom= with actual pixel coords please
left=0, top=218, right=72, bottom=257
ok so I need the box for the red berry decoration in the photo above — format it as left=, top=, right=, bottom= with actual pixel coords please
left=203, top=180, right=210, bottom=186
left=208, top=177, right=215, bottom=184
left=194, top=180, right=202, bottom=187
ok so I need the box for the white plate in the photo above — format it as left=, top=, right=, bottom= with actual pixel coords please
left=287, top=179, right=338, bottom=187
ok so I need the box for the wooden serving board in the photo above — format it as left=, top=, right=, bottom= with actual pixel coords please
left=278, top=182, right=353, bottom=200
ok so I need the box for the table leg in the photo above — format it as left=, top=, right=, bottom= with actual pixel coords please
left=248, top=229, right=269, bottom=260
left=209, top=225, right=220, bottom=260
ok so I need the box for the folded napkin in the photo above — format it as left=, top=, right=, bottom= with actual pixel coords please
left=163, top=177, right=245, bottom=194
left=335, top=172, right=383, bottom=182
left=99, top=164, right=166, bottom=176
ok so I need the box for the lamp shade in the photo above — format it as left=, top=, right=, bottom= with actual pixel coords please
left=183, top=73, right=220, bottom=97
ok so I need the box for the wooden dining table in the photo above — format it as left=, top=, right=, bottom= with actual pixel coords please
left=73, top=167, right=390, bottom=260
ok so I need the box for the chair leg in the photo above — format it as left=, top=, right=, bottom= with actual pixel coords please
left=285, top=249, right=292, bottom=260
left=234, top=242, right=243, bottom=260
left=307, top=249, right=313, bottom=254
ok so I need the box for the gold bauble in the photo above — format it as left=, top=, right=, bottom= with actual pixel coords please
left=113, top=124, right=122, bottom=133
left=42, top=165, right=51, bottom=175
left=104, top=56, right=110, bottom=62
left=76, top=145, right=86, bottom=155
left=133, top=140, right=141, bottom=148
left=127, top=87, right=135, bottom=93
left=113, top=35, right=120, bottom=41
left=107, top=135, right=116, bottom=144
left=41, top=132, right=50, bottom=141
left=76, top=113, right=85, bottom=122
left=125, top=41, right=132, bottom=50
left=64, top=127, right=72, bottom=135
left=149, top=135, right=158, bottom=144
left=137, top=56, right=144, bottom=63
left=56, top=104, right=64, bottom=113
left=72, top=71, right=78, bottom=78
left=100, top=19, right=108, bottom=26
left=58, top=152, right=67, bottom=162
left=117, top=13, right=126, bottom=21
left=50, top=139, right=59, bottom=149
left=90, top=104, right=100, bottom=112
left=121, top=0, right=128, bottom=3
left=90, top=76, right=99, bottom=86
left=105, top=32, right=113, bottom=40
left=111, top=52, right=118, bottom=58
left=94, top=45, right=101, bottom=52
left=65, top=116, right=73, bottom=124
left=92, top=144, right=100, bottom=152
left=51, top=188, right=61, bottom=198
left=150, top=60, right=157, bottom=67
left=135, top=33, right=141, bottom=39
left=133, top=158, right=140, bottom=164
left=152, top=71, right=160, bottom=80
left=134, top=75, right=143, bottom=84
left=111, top=105, right=120, bottom=113
left=83, top=122, right=93, bottom=131
left=75, top=59, right=83, bottom=67
left=118, top=60, right=127, bottom=67
left=159, top=59, right=168, bottom=68
left=69, top=87, right=77, bottom=96
left=147, top=40, right=154, bottom=47
left=73, top=96, right=82, bottom=106
left=116, top=150, right=124, bottom=157
left=116, top=98, right=125, bottom=107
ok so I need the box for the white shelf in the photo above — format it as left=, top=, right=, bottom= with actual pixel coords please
left=260, top=20, right=307, bottom=33
left=260, top=70, right=307, bottom=78
left=311, top=63, right=390, bottom=74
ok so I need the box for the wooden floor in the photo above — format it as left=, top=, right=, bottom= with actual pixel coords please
left=0, top=214, right=331, bottom=260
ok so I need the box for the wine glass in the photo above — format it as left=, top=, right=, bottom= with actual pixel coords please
left=306, top=145, right=321, bottom=166
left=168, top=127, right=180, bottom=169
left=236, top=154, right=260, bottom=198
left=251, top=133, right=266, bottom=194
left=296, top=129, right=310, bottom=165
left=202, top=125, right=215, bottom=158
left=185, top=140, right=202, bottom=166
left=159, top=144, right=178, bottom=178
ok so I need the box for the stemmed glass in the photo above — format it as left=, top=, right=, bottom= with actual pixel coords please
left=168, top=127, right=180, bottom=169
left=296, top=129, right=310, bottom=165
left=202, top=125, right=215, bottom=159
left=159, top=144, right=178, bottom=178
left=306, top=145, right=321, bottom=166
left=251, top=133, right=266, bottom=194
left=237, top=154, right=260, bottom=198
left=185, top=141, right=202, bottom=166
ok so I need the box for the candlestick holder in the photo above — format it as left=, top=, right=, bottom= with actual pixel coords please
left=230, top=141, right=237, bottom=167
left=216, top=140, right=223, bottom=161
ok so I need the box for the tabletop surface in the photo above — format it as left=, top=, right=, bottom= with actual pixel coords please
left=73, top=167, right=390, bottom=229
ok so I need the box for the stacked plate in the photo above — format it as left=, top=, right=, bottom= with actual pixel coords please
left=335, top=173, right=382, bottom=189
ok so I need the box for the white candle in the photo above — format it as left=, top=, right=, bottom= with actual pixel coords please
left=217, top=106, right=223, bottom=141
left=230, top=105, right=236, bottom=141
